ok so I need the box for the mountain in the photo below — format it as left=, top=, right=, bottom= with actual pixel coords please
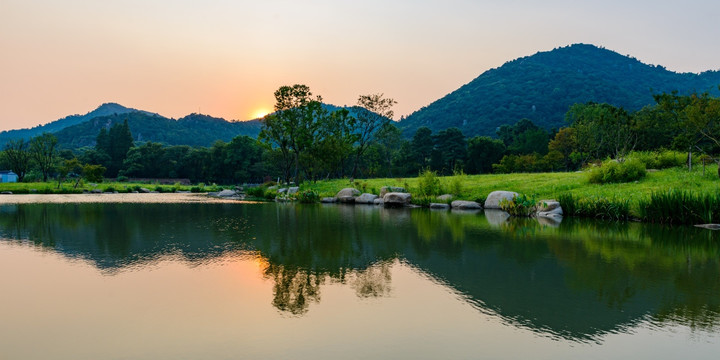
left=398, top=44, right=720, bottom=137
left=0, top=103, right=145, bottom=145
left=54, top=111, right=262, bottom=149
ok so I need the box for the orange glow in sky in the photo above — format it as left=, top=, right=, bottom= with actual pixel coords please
left=1, top=0, right=719, bottom=131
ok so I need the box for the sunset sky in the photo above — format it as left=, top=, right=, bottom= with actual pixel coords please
left=1, top=0, right=719, bottom=131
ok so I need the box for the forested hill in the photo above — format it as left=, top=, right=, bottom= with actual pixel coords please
left=398, top=43, right=720, bottom=137
left=54, top=112, right=262, bottom=149
left=0, top=103, right=143, bottom=145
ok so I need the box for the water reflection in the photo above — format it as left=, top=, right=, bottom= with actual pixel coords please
left=0, top=202, right=718, bottom=341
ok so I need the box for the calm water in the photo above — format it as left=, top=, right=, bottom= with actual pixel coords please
left=0, top=198, right=719, bottom=359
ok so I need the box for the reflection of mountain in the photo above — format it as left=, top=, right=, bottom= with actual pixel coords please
left=0, top=202, right=718, bottom=340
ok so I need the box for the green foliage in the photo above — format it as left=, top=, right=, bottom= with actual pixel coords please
left=410, top=196, right=434, bottom=207
left=297, top=190, right=320, bottom=203
left=417, top=169, right=442, bottom=197
left=466, top=136, right=505, bottom=174
left=499, top=194, right=536, bottom=217
left=83, top=164, right=106, bottom=183
left=103, top=186, right=116, bottom=193
left=116, top=175, right=128, bottom=182
left=587, top=158, right=646, bottom=184
left=637, top=189, right=720, bottom=224
left=190, top=186, right=203, bottom=193
left=446, top=170, right=465, bottom=196
left=627, top=150, right=686, bottom=169
left=245, top=186, right=266, bottom=198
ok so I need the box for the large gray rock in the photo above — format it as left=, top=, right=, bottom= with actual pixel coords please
left=336, top=188, right=361, bottom=203
left=383, top=192, right=412, bottom=207
left=287, top=187, right=299, bottom=194
left=373, top=198, right=384, bottom=205
left=380, top=186, right=406, bottom=198
left=484, top=191, right=519, bottom=209
left=436, top=194, right=453, bottom=202
left=355, top=193, right=378, bottom=204
left=536, top=200, right=561, bottom=213
left=451, top=200, right=482, bottom=210
left=139, top=187, right=151, bottom=193
left=429, top=203, right=450, bottom=209
left=216, top=189, right=238, bottom=197
left=321, top=197, right=337, bottom=203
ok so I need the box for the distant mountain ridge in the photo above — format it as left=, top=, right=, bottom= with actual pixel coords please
left=0, top=103, right=143, bottom=144
left=398, top=43, right=720, bottom=137
left=54, top=112, right=262, bottom=149
left=0, top=103, right=262, bottom=148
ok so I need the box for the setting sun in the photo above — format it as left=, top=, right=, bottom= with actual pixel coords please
left=252, top=109, right=271, bottom=119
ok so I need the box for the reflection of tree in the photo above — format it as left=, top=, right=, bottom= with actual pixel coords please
left=351, top=261, right=392, bottom=298
left=264, top=264, right=323, bottom=315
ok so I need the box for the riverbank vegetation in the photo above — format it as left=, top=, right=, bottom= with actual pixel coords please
left=2, top=84, right=719, bottom=223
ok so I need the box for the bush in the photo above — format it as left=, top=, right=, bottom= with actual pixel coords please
left=190, top=186, right=202, bottom=193
left=418, top=169, right=441, bottom=197
left=245, top=186, right=266, bottom=197
left=411, top=196, right=433, bottom=207
left=499, top=193, right=536, bottom=217
left=588, top=158, right=646, bottom=184
left=155, top=186, right=164, bottom=193
left=104, top=186, right=116, bottom=193
left=116, top=175, right=128, bottom=182
left=446, top=170, right=465, bottom=196
left=628, top=150, right=686, bottom=169
left=297, top=190, right=320, bottom=203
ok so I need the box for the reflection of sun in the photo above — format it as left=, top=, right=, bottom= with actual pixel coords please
left=253, top=109, right=271, bottom=119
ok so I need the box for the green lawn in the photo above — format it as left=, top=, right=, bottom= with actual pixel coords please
left=0, top=181, right=214, bottom=194
left=301, top=165, right=720, bottom=205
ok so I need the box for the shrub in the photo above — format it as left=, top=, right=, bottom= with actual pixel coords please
left=246, top=186, right=266, bottom=197
left=154, top=186, right=164, bottom=193
left=418, top=169, right=441, bottom=197
left=116, top=175, right=128, bottom=182
left=588, top=158, right=646, bottom=184
left=190, top=186, right=202, bottom=193
left=628, top=150, right=685, bottom=169
left=297, top=190, right=320, bottom=203
left=447, top=170, right=465, bottom=196
left=499, top=193, right=536, bottom=217
left=104, top=186, right=116, bottom=193
left=411, top=196, right=433, bottom=207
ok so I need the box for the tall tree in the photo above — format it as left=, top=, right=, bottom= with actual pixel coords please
left=432, top=127, right=467, bottom=174
left=411, top=127, right=433, bottom=170
left=350, top=93, right=396, bottom=178
left=2, top=139, right=30, bottom=182
left=466, top=136, right=505, bottom=174
left=259, top=84, right=324, bottom=184
left=29, top=133, right=58, bottom=182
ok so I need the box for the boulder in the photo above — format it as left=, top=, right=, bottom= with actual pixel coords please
left=436, top=194, right=453, bottom=202
left=321, top=197, right=338, bottom=203
left=355, top=193, right=378, bottom=204
left=484, top=191, right=519, bottom=209
left=139, top=188, right=151, bottom=193
left=536, top=200, right=561, bottom=213
left=537, top=207, right=563, bottom=218
left=380, top=186, right=406, bottom=197
left=383, top=192, right=412, bottom=207
left=429, top=203, right=450, bottom=209
left=216, top=189, right=238, bottom=197
left=287, top=187, right=299, bottom=195
left=451, top=200, right=482, bottom=210
left=373, top=198, right=384, bottom=205
left=336, top=188, right=361, bottom=203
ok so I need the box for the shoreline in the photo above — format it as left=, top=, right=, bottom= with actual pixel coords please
left=0, top=193, right=253, bottom=204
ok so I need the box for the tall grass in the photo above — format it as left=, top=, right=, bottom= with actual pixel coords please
left=558, top=193, right=630, bottom=221
left=637, top=189, right=720, bottom=225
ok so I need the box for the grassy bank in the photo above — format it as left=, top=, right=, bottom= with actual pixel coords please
left=297, top=164, right=720, bottom=223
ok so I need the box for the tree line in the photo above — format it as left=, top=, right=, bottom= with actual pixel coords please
left=3, top=85, right=719, bottom=185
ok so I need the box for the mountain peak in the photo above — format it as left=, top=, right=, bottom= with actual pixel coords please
left=399, top=44, right=720, bottom=137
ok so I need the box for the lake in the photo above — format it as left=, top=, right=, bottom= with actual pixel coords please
left=0, top=195, right=718, bottom=359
